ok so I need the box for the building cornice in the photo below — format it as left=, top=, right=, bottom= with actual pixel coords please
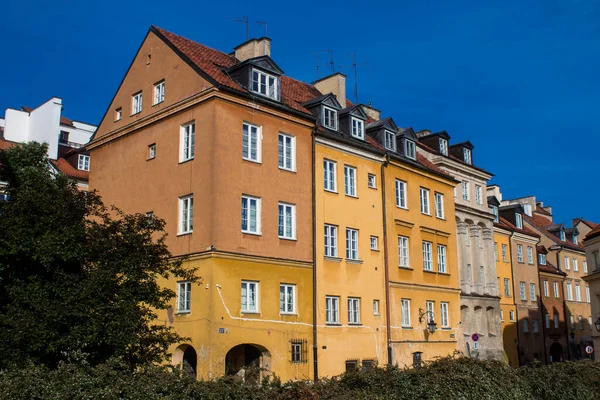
left=315, top=136, right=384, bottom=163
left=172, top=249, right=313, bottom=269
left=430, top=155, right=493, bottom=181
left=455, top=204, right=495, bottom=222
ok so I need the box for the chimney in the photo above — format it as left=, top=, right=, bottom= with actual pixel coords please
left=234, top=37, right=271, bottom=62
left=361, top=104, right=380, bottom=121
left=313, top=73, right=347, bottom=108
left=486, top=185, right=502, bottom=202
left=415, top=129, right=432, bottom=139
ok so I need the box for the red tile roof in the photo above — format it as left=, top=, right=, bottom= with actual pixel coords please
left=495, top=216, right=540, bottom=237
left=51, top=158, right=88, bottom=181
left=535, top=206, right=552, bottom=216
left=526, top=213, right=584, bottom=251
left=585, top=224, right=600, bottom=241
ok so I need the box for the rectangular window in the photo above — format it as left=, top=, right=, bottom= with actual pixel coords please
left=533, top=319, right=539, bottom=334
left=463, top=148, right=472, bottom=164
left=439, top=138, right=448, bottom=156
left=373, top=300, right=380, bottom=315
left=527, top=247, right=534, bottom=264
left=586, top=285, right=591, bottom=303
left=425, top=300, right=435, bottom=323
left=543, top=281, right=549, bottom=297
left=504, top=278, right=511, bottom=297
left=278, top=133, right=295, bottom=171
left=370, top=236, right=378, bottom=251
left=539, top=253, right=546, bottom=265
left=241, top=195, right=261, bottom=234
left=323, top=160, right=337, bottom=192
left=153, top=80, right=165, bottom=105
left=178, top=195, right=193, bottom=234
left=502, top=244, right=508, bottom=262
left=500, top=310, right=504, bottom=321
left=570, top=314, right=575, bottom=329
left=434, top=192, right=444, bottom=219
left=567, top=282, right=573, bottom=301
left=177, top=281, right=191, bottom=313
left=420, top=188, right=430, bottom=215
left=564, top=256, right=570, bottom=270
left=494, top=242, right=498, bottom=261
left=351, top=117, right=364, bottom=139
left=523, top=318, right=529, bottom=333
left=578, top=315, right=583, bottom=330
left=462, top=181, right=469, bottom=200
left=517, top=245, right=523, bottom=263
left=180, top=122, right=195, bottom=162
left=278, top=203, right=296, bottom=239
left=348, top=297, right=360, bottom=324
left=368, top=174, right=376, bottom=188
left=291, top=341, right=303, bottom=364
left=515, top=213, right=523, bottom=229
left=575, top=284, right=581, bottom=302
left=573, top=258, right=578, bottom=272
left=553, top=282, right=560, bottom=298
left=323, top=106, right=337, bottom=130
left=384, top=130, right=396, bottom=150
left=475, top=185, right=482, bottom=204
left=554, top=313, right=559, bottom=328
left=241, top=281, right=258, bottom=312
left=398, top=236, right=410, bottom=268
left=520, top=282, right=526, bottom=300
left=509, top=310, right=515, bottom=321
left=440, top=302, right=449, bottom=328
left=344, top=165, right=357, bottom=196
left=346, top=228, right=359, bottom=260
left=401, top=299, right=411, bottom=327
left=148, top=144, right=156, bottom=160
left=324, top=224, right=338, bottom=257
left=115, top=107, right=122, bottom=121
left=132, top=92, right=142, bottom=114
left=251, top=68, right=278, bottom=99
left=530, top=283, right=536, bottom=301
left=280, top=284, right=296, bottom=314
left=492, top=206, right=499, bottom=222
left=395, top=179, right=407, bottom=208
left=326, top=296, right=339, bottom=324
left=77, top=154, right=90, bottom=171
left=437, top=244, right=447, bottom=273
left=595, top=251, right=600, bottom=270
left=422, top=241, right=433, bottom=271
left=242, top=123, right=261, bottom=163
left=584, top=260, right=588, bottom=273
left=404, top=140, right=416, bottom=159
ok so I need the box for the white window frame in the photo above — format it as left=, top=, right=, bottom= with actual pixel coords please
left=241, top=195, right=261, bottom=235
left=278, top=133, right=296, bottom=171
left=573, top=258, right=578, bottom=272
left=395, top=179, right=407, bottom=209
left=530, top=283, right=535, bottom=301
left=509, top=310, right=515, bottom=321
left=401, top=299, right=411, bottom=327
left=326, top=296, right=340, bottom=324
left=115, top=107, right=122, bottom=121
left=462, top=181, right=469, bottom=201
left=153, top=80, right=165, bottom=105
left=567, top=282, right=573, bottom=301
left=425, top=300, right=435, bottom=323
left=575, top=284, right=581, bottom=302
left=439, top=138, right=448, bottom=156
left=502, top=244, right=508, bottom=262
left=543, top=280, right=549, bottom=297
left=148, top=144, right=156, bottom=160
left=77, top=154, right=90, bottom=171
left=344, top=165, right=357, bottom=197
left=515, top=213, right=523, bottom=229
left=373, top=300, right=380, bottom=315
left=346, top=228, right=359, bottom=260
left=404, top=139, right=416, bottom=160
left=520, top=282, right=526, bottom=300
left=241, top=280, right=259, bottom=313
left=351, top=117, right=364, bottom=139
left=384, top=130, right=396, bottom=151
left=475, top=185, right=482, bottom=204
left=180, top=122, right=195, bottom=162
left=370, top=236, right=378, bottom=251
left=323, top=159, right=337, bottom=192
left=132, top=92, right=142, bottom=115
left=463, top=148, right=472, bottom=164
left=177, top=281, right=191, bottom=313
left=564, top=256, right=570, bottom=270
left=278, top=202, right=296, bottom=239
left=440, top=302, right=449, bottom=328
left=242, top=122, right=261, bottom=163
left=584, top=260, right=588, bottom=273
left=527, top=246, right=534, bottom=264
left=422, top=241, right=433, bottom=271
left=251, top=68, right=278, bottom=100
left=322, top=106, right=338, bottom=130
left=178, top=195, right=194, bottom=234
left=368, top=174, right=376, bottom=189
left=398, top=236, right=410, bottom=268
left=539, top=253, right=546, bottom=265
left=324, top=224, right=338, bottom=257
left=420, top=188, right=430, bottom=215
left=516, top=244, right=523, bottom=263
left=492, top=206, right=499, bottom=222
left=348, top=297, right=360, bottom=324
left=586, top=285, right=591, bottom=303
left=434, top=192, right=444, bottom=219
left=280, top=284, right=296, bottom=314
left=553, top=282, right=559, bottom=298
left=560, top=230, right=566, bottom=241
left=504, top=278, right=511, bottom=297
left=437, top=244, right=447, bottom=273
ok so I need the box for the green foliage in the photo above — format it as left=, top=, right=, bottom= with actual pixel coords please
left=0, top=142, right=197, bottom=370
left=1, top=356, right=599, bottom=400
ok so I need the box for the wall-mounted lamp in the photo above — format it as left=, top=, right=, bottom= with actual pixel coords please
left=418, top=308, right=437, bottom=334
left=594, top=317, right=600, bottom=332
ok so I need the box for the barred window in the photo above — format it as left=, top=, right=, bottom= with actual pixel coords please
left=290, top=339, right=308, bottom=364
left=345, top=359, right=359, bottom=372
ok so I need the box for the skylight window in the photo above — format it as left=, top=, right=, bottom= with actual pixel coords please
left=323, top=106, right=338, bottom=130
left=515, top=213, right=523, bottom=229
left=560, top=230, right=566, bottom=241
left=384, top=130, right=396, bottom=151
left=439, top=138, right=448, bottom=156
left=463, top=148, right=472, bottom=164
left=351, top=117, right=364, bottom=140
left=404, top=140, right=416, bottom=160
left=251, top=68, right=278, bottom=100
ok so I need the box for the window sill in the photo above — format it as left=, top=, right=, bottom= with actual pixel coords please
left=152, top=100, right=164, bottom=107
left=399, top=266, right=414, bottom=270
left=324, top=189, right=339, bottom=194
left=423, top=269, right=436, bottom=274
left=402, top=326, right=413, bottom=330
left=324, top=256, right=342, bottom=262
left=436, top=216, right=446, bottom=221
left=280, top=312, right=298, bottom=316
left=348, top=323, right=362, bottom=326
left=278, top=236, right=297, bottom=242
left=177, top=232, right=193, bottom=237
left=326, top=323, right=342, bottom=326
left=421, top=212, right=432, bottom=217
left=345, top=194, right=359, bottom=199
left=396, top=206, right=409, bottom=211
left=241, top=311, right=260, bottom=315
left=175, top=311, right=191, bottom=315
left=179, top=158, right=194, bottom=165
left=368, top=186, right=377, bottom=190
left=374, top=313, right=381, bottom=317
left=242, top=231, right=262, bottom=237
left=441, top=327, right=452, bottom=330
left=130, top=111, right=142, bottom=116
left=278, top=167, right=296, bottom=173
left=346, top=259, right=363, bottom=264
left=242, top=158, right=262, bottom=165
left=370, top=248, right=380, bottom=252
left=437, top=271, right=450, bottom=276
left=147, top=157, right=156, bottom=161
left=114, top=118, right=121, bottom=122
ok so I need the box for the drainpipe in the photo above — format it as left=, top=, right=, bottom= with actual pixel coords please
left=311, top=129, right=318, bottom=381
left=381, top=155, right=392, bottom=366
left=509, top=231, right=523, bottom=366
left=556, top=247, right=571, bottom=361
left=536, top=238, right=549, bottom=365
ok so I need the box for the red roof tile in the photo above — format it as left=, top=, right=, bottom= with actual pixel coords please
left=585, top=224, right=600, bottom=241
left=495, top=216, right=540, bottom=237
left=416, top=153, right=453, bottom=178
left=51, top=158, right=88, bottom=181
left=535, top=206, right=552, bottom=216
left=526, top=213, right=584, bottom=251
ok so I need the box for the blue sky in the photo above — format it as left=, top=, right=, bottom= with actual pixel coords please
left=2, top=0, right=599, bottom=225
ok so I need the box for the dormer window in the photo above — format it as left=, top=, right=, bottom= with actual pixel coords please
left=351, top=118, right=364, bottom=140
left=404, top=140, right=416, bottom=160
left=323, top=107, right=338, bottom=130
left=515, top=213, right=523, bottom=229
left=463, top=148, right=472, bottom=164
left=492, top=206, right=499, bottom=223
left=251, top=68, right=278, bottom=100
left=573, top=234, right=578, bottom=245
left=439, top=138, right=448, bottom=156
left=539, top=254, right=546, bottom=265
left=384, top=130, right=396, bottom=151
left=560, top=230, right=565, bottom=241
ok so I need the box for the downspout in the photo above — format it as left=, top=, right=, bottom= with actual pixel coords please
left=381, top=155, right=392, bottom=366
left=311, top=128, right=318, bottom=381
left=509, top=231, right=523, bottom=366
left=536, top=238, right=549, bottom=365
left=556, top=247, right=571, bottom=361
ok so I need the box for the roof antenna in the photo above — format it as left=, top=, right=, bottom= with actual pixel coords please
left=256, top=21, right=268, bottom=37
left=308, top=49, right=335, bottom=80
left=227, top=16, right=249, bottom=40
left=349, top=53, right=368, bottom=104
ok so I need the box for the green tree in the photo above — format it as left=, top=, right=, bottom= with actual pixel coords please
left=0, top=142, right=197, bottom=370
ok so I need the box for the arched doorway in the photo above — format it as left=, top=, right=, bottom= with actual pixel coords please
left=172, top=344, right=198, bottom=378
left=225, top=344, right=269, bottom=385
left=549, top=342, right=563, bottom=362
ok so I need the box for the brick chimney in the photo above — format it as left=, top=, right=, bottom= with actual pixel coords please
left=234, top=37, right=271, bottom=62
left=313, top=73, right=347, bottom=108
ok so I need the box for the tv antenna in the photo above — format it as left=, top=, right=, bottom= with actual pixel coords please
left=341, top=53, right=368, bottom=104
left=256, top=21, right=268, bottom=37
left=308, top=49, right=335, bottom=80
left=227, top=16, right=249, bottom=40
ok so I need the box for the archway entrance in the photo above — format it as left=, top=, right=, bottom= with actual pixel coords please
left=172, top=344, right=198, bottom=378
left=225, top=344, right=269, bottom=385
left=549, top=342, right=563, bottom=362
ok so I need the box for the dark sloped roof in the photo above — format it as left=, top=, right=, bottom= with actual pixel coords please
left=527, top=213, right=584, bottom=251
